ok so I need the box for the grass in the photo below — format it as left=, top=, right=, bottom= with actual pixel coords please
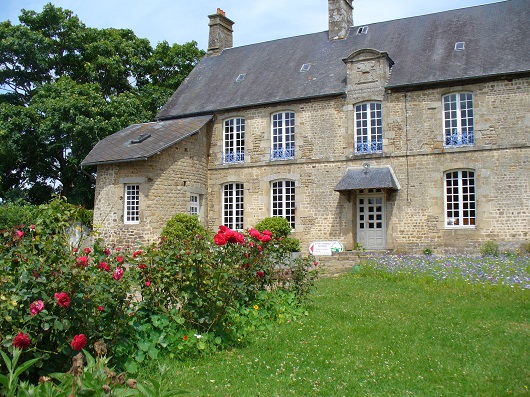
left=142, top=264, right=530, bottom=396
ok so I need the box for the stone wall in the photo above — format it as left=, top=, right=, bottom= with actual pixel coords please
left=92, top=76, right=529, bottom=252
left=93, top=126, right=210, bottom=247
left=206, top=77, right=530, bottom=252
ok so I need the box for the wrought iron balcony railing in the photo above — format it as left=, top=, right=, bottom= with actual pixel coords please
left=223, top=150, right=245, bottom=164
left=271, top=146, right=295, bottom=160
left=355, top=139, right=383, bottom=154
left=444, top=130, right=475, bottom=147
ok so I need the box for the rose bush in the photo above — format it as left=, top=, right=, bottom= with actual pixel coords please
left=1, top=202, right=318, bottom=378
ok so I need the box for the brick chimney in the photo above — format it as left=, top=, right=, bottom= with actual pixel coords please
left=207, top=8, right=234, bottom=56
left=328, top=0, right=353, bottom=40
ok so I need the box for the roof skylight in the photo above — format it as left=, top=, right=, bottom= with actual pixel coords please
left=454, top=41, right=465, bottom=51
left=236, top=73, right=246, bottom=82
left=300, top=63, right=311, bottom=72
left=130, top=133, right=151, bottom=144
left=357, top=26, right=368, bottom=34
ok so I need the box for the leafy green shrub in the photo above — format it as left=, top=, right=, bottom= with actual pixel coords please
left=160, top=213, right=208, bottom=245
left=423, top=247, right=433, bottom=256
left=254, top=217, right=300, bottom=252
left=480, top=240, right=499, bottom=257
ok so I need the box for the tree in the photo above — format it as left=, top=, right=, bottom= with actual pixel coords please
left=0, top=3, right=204, bottom=206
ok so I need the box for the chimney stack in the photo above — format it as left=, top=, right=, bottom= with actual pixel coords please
left=207, top=8, right=234, bottom=56
left=328, top=0, right=353, bottom=40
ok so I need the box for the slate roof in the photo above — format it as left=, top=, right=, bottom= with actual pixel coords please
left=157, top=0, right=530, bottom=119
left=81, top=115, right=212, bottom=166
left=334, top=167, right=400, bottom=191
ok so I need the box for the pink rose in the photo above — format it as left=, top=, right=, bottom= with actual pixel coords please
left=249, top=228, right=261, bottom=239
left=29, top=300, right=44, bottom=316
left=262, top=230, right=272, bottom=237
left=260, top=234, right=271, bottom=243
left=15, top=230, right=24, bottom=239
left=113, top=267, right=124, bottom=280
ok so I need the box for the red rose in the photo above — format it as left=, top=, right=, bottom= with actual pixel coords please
left=71, top=334, right=87, bottom=351
left=98, top=261, right=110, bottom=272
left=15, top=230, right=24, bottom=239
left=76, top=256, right=89, bottom=267
left=214, top=232, right=227, bottom=246
left=262, top=230, right=272, bottom=237
left=83, top=247, right=91, bottom=254
left=13, top=332, right=31, bottom=349
left=182, top=335, right=188, bottom=341
left=30, top=224, right=36, bottom=230
left=256, top=271, right=264, bottom=278
left=145, top=280, right=151, bottom=287
left=133, top=250, right=142, bottom=258
left=54, top=292, right=71, bottom=308
left=218, top=226, right=229, bottom=233
left=73, top=247, right=78, bottom=253
left=249, top=228, right=261, bottom=239
left=98, top=305, right=104, bottom=311
left=138, top=263, right=147, bottom=270
left=116, top=256, right=124, bottom=263
left=260, top=234, right=271, bottom=243
left=103, top=248, right=111, bottom=256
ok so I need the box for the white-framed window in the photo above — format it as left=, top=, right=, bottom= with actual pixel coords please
left=354, top=102, right=383, bottom=154
left=271, top=111, right=295, bottom=160
left=124, top=184, right=140, bottom=224
left=223, top=183, right=244, bottom=230
left=271, top=180, right=296, bottom=229
left=223, top=118, right=245, bottom=163
left=189, top=194, right=200, bottom=218
left=444, top=170, right=476, bottom=228
left=443, top=92, right=474, bottom=147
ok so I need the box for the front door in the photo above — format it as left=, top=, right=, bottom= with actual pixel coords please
left=357, top=189, right=386, bottom=250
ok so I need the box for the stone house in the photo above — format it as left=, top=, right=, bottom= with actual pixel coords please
left=82, top=0, right=530, bottom=253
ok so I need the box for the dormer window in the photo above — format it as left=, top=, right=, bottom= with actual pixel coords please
left=357, top=26, right=368, bottom=35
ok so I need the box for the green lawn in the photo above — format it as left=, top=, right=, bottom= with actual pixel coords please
left=144, top=269, right=530, bottom=396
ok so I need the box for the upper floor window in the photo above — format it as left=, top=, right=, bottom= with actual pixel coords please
left=271, top=112, right=295, bottom=160
left=354, top=102, right=383, bottom=154
left=223, top=183, right=244, bottom=230
left=223, top=118, right=245, bottom=164
left=271, top=180, right=296, bottom=229
left=445, top=170, right=476, bottom=228
left=189, top=193, right=201, bottom=218
left=443, top=93, right=474, bottom=147
left=124, top=184, right=140, bottom=224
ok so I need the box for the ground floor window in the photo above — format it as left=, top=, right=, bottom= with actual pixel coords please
left=223, top=183, right=244, bottom=229
left=271, top=180, right=296, bottom=229
left=189, top=193, right=201, bottom=218
left=124, top=184, right=140, bottom=224
left=445, top=170, right=476, bottom=227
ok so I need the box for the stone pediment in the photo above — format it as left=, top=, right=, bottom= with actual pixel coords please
left=342, top=48, right=394, bottom=66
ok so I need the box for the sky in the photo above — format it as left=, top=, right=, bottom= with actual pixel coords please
left=1, top=0, right=504, bottom=50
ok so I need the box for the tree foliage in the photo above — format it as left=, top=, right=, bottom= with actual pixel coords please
left=0, top=3, right=204, bottom=206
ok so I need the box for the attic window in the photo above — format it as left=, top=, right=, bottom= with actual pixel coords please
left=236, top=73, right=246, bottom=82
left=454, top=42, right=465, bottom=51
left=357, top=26, right=368, bottom=34
left=300, top=63, right=311, bottom=72
left=130, top=133, right=151, bottom=144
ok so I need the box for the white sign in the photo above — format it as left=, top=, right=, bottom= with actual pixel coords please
left=308, top=241, right=344, bottom=256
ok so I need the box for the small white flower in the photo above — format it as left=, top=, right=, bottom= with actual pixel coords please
left=194, top=334, right=202, bottom=339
